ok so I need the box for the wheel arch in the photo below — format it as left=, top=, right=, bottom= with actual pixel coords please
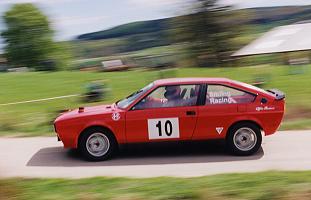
left=226, top=120, right=263, bottom=139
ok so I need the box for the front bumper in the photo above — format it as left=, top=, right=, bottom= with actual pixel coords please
left=54, top=123, right=61, bottom=141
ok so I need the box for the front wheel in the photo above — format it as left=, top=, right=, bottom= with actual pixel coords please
left=78, top=128, right=117, bottom=161
left=226, top=122, right=262, bottom=156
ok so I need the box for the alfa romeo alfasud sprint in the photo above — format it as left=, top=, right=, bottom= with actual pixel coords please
left=54, top=78, right=285, bottom=161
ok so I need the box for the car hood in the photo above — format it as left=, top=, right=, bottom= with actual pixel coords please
left=55, top=104, right=119, bottom=122
left=80, top=104, right=115, bottom=113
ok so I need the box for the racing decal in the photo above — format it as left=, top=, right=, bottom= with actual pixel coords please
left=216, top=127, right=224, bottom=135
left=256, top=106, right=275, bottom=111
left=209, top=91, right=236, bottom=104
left=112, top=112, right=121, bottom=121
left=148, top=118, right=179, bottom=139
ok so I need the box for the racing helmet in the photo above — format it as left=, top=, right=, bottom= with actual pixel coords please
left=164, top=85, right=181, bottom=100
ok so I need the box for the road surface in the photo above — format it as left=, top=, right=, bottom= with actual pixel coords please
left=0, top=130, right=310, bottom=178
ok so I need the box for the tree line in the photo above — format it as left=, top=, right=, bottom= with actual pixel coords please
left=0, top=0, right=236, bottom=71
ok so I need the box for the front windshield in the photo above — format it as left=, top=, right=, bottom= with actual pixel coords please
left=116, top=83, right=154, bottom=109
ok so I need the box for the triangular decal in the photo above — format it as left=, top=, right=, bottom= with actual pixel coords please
left=216, top=127, right=224, bottom=134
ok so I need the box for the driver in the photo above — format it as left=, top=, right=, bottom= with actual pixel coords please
left=135, top=85, right=198, bottom=109
left=163, top=85, right=182, bottom=107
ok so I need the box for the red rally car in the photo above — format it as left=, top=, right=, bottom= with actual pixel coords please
left=54, top=78, right=285, bottom=161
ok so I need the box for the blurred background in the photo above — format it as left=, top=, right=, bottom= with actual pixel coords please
left=2, top=1, right=311, bottom=200
left=1, top=0, right=311, bottom=136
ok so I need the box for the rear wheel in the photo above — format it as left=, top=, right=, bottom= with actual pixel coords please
left=78, top=128, right=117, bottom=161
left=226, top=122, right=262, bottom=156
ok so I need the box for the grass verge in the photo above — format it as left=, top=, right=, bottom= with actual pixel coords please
left=2, top=171, right=311, bottom=200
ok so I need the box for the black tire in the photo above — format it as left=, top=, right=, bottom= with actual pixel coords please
left=78, top=127, right=117, bottom=161
left=226, top=122, right=262, bottom=156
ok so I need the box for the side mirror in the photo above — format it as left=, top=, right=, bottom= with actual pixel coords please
left=261, top=98, right=268, bottom=104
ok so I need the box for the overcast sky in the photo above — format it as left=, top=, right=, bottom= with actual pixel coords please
left=0, top=0, right=311, bottom=43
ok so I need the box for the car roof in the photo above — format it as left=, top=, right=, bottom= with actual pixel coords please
left=153, top=77, right=273, bottom=97
left=153, top=77, right=233, bottom=86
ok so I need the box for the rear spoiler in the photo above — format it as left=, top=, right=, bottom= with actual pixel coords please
left=267, top=89, right=285, bottom=100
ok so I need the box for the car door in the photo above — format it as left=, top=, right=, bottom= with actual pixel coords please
left=193, top=84, right=256, bottom=140
left=125, top=84, right=201, bottom=143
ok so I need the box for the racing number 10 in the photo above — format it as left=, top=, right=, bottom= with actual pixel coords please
left=155, top=120, right=172, bottom=136
left=148, top=118, right=180, bottom=139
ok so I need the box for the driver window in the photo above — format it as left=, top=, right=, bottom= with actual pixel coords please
left=132, top=84, right=200, bottom=110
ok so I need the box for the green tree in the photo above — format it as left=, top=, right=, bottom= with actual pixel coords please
left=1, top=3, right=71, bottom=70
left=172, top=0, right=237, bottom=67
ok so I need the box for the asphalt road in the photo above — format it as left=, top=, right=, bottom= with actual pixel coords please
left=0, top=130, right=311, bottom=179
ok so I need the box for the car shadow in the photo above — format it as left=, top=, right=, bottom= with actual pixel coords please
left=27, top=141, right=264, bottom=167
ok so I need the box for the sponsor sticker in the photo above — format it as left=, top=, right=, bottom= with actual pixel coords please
left=256, top=106, right=275, bottom=111
left=209, top=91, right=236, bottom=104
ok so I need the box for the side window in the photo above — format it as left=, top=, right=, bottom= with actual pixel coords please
left=206, top=85, right=255, bottom=105
left=132, top=85, right=200, bottom=110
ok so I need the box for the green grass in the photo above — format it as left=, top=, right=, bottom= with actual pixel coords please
left=0, top=65, right=311, bottom=136
left=2, top=171, right=311, bottom=199
left=0, top=70, right=157, bottom=136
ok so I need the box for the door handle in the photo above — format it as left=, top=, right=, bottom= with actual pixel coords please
left=186, top=111, right=196, bottom=116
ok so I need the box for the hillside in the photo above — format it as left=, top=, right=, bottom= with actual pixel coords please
left=77, top=18, right=170, bottom=40
left=246, top=6, right=311, bottom=24
left=77, top=5, right=311, bottom=41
